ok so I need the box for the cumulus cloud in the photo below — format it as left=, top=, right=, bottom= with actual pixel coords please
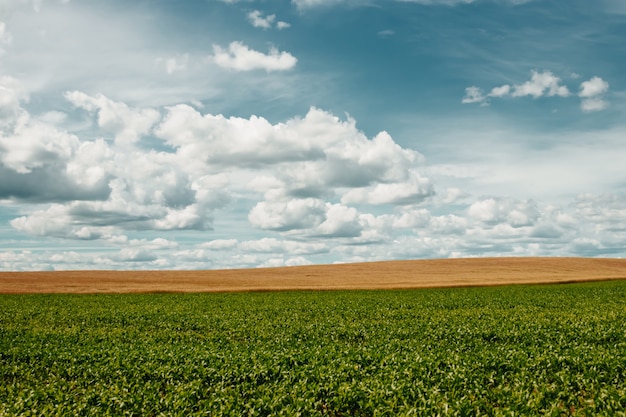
left=6, top=72, right=623, bottom=269
left=0, top=84, right=112, bottom=202
left=211, top=41, right=297, bottom=72
left=579, top=76, right=609, bottom=98
left=341, top=173, right=433, bottom=205
left=579, top=76, right=609, bottom=112
left=489, top=84, right=510, bottom=97
left=65, top=91, right=161, bottom=145
left=199, top=239, right=239, bottom=250
left=156, top=106, right=428, bottom=212
left=247, top=10, right=290, bottom=30
left=4, top=93, right=228, bottom=238
left=248, top=10, right=275, bottom=29
left=580, top=98, right=608, bottom=113
left=510, top=70, right=569, bottom=98
left=468, top=197, right=539, bottom=228
left=7, top=95, right=432, bottom=250
left=0, top=75, right=28, bottom=127
left=248, top=198, right=326, bottom=231
left=315, top=203, right=363, bottom=237
left=461, top=70, right=612, bottom=111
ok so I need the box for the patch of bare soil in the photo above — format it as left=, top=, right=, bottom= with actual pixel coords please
left=1, top=257, right=625, bottom=294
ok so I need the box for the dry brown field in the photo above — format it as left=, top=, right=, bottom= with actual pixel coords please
left=1, top=257, right=625, bottom=294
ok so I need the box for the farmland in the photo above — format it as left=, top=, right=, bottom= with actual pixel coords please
left=2, top=257, right=626, bottom=294
left=2, top=279, right=626, bottom=415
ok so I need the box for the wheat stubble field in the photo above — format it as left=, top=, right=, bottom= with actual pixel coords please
left=1, top=256, right=625, bottom=293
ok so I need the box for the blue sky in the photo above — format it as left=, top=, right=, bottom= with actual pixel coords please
left=1, top=0, right=625, bottom=270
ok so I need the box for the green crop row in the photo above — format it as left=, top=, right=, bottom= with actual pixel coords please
left=1, top=280, right=625, bottom=416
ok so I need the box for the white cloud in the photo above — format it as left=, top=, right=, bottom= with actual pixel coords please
left=510, top=70, right=569, bottom=98
left=247, top=10, right=274, bottom=28
left=276, top=21, right=291, bottom=30
left=211, top=41, right=297, bottom=72
left=2, top=57, right=625, bottom=269
left=247, top=10, right=275, bottom=29
left=116, top=247, right=158, bottom=262
left=0, top=75, right=27, bottom=127
left=341, top=172, right=433, bottom=205
left=429, top=214, right=468, bottom=235
left=248, top=198, right=326, bottom=231
left=65, top=91, right=161, bottom=145
left=260, top=256, right=312, bottom=267
left=489, top=84, right=510, bottom=97
left=156, top=106, right=427, bottom=208
left=462, top=71, right=613, bottom=111
left=315, top=203, right=363, bottom=237
left=7, top=99, right=431, bottom=248
left=461, top=86, right=485, bottom=104
left=199, top=239, right=239, bottom=250
left=468, top=198, right=539, bottom=228
left=0, top=117, right=79, bottom=173
left=579, top=76, right=609, bottom=112
left=580, top=98, right=609, bottom=113
left=579, top=76, right=609, bottom=98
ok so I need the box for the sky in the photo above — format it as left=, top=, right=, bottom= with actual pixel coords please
left=1, top=0, right=625, bottom=271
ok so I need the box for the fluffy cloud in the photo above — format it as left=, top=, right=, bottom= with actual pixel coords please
left=0, top=75, right=27, bottom=127
left=248, top=10, right=274, bottom=28
left=248, top=10, right=290, bottom=30
left=462, top=71, right=612, bottom=111
left=579, top=76, right=609, bottom=112
left=5, top=92, right=228, bottom=238
left=211, top=42, right=297, bottom=72
left=579, top=76, right=609, bottom=98
left=580, top=98, right=608, bottom=113
left=65, top=91, right=161, bottom=145
left=0, top=83, right=112, bottom=202
left=341, top=173, right=433, bottom=205
left=7, top=92, right=433, bottom=252
left=510, top=70, right=569, bottom=98
left=463, top=70, right=569, bottom=104
left=156, top=106, right=428, bottom=211
left=2, top=71, right=624, bottom=269
left=248, top=198, right=326, bottom=231
left=468, top=198, right=539, bottom=227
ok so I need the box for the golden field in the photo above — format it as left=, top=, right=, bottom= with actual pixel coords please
left=1, top=257, right=625, bottom=294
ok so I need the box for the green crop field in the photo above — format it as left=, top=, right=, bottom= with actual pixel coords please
left=1, top=281, right=625, bottom=416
